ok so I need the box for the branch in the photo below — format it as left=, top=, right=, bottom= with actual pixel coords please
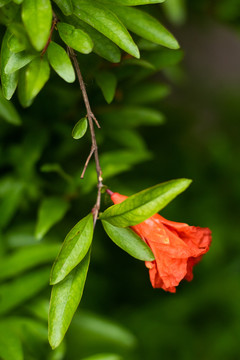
left=41, top=14, right=58, bottom=56
left=68, top=47, right=103, bottom=226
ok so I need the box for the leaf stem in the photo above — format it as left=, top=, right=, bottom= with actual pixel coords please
left=68, top=47, right=103, bottom=226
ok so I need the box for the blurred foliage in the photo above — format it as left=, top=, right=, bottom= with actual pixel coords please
left=0, top=0, right=240, bottom=359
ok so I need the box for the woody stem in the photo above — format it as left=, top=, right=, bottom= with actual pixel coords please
left=68, top=47, right=103, bottom=226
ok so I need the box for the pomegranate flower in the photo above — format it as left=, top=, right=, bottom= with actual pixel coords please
left=109, top=191, right=212, bottom=293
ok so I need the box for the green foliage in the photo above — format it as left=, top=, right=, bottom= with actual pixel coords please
left=72, top=117, right=88, bottom=139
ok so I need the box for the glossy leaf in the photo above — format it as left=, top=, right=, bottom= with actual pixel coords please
left=96, top=71, right=117, bottom=104
left=102, top=220, right=154, bottom=261
left=0, top=267, right=50, bottom=315
left=18, top=56, right=50, bottom=107
left=48, top=251, right=90, bottom=349
left=72, top=117, right=88, bottom=139
left=4, top=51, right=36, bottom=74
left=0, top=30, right=18, bottom=100
left=35, top=197, right=70, bottom=240
left=0, top=243, right=60, bottom=281
left=50, top=213, right=93, bottom=285
left=100, top=179, right=192, bottom=227
left=73, top=0, right=140, bottom=58
left=0, top=88, right=21, bottom=125
left=68, top=16, right=121, bottom=63
left=47, top=42, right=76, bottom=83
left=58, top=22, right=93, bottom=54
left=113, top=6, right=179, bottom=49
left=53, top=0, right=73, bottom=15
left=21, top=0, right=52, bottom=51
left=0, top=324, right=23, bottom=360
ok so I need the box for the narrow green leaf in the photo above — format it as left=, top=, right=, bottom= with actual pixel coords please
left=102, top=220, right=154, bottom=261
left=73, top=0, right=140, bottom=58
left=0, top=88, right=21, bottom=125
left=96, top=71, right=117, bottom=104
left=53, top=0, right=73, bottom=15
left=0, top=324, right=23, bottom=360
left=72, top=117, right=88, bottom=139
left=113, top=6, right=179, bottom=49
left=58, top=22, right=93, bottom=54
left=48, top=251, right=90, bottom=349
left=68, top=16, right=121, bottom=63
left=100, top=0, right=163, bottom=4
left=21, top=0, right=52, bottom=51
left=0, top=243, right=60, bottom=281
left=50, top=213, right=93, bottom=285
left=0, top=30, right=18, bottom=100
left=0, top=267, right=50, bottom=315
left=35, top=197, right=70, bottom=240
left=100, top=179, right=192, bottom=227
left=18, top=56, right=50, bottom=107
left=125, top=83, right=170, bottom=104
left=81, top=354, right=122, bottom=360
left=47, top=42, right=76, bottom=83
left=4, top=52, right=36, bottom=74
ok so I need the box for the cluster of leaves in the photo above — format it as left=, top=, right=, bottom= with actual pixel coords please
left=0, top=0, right=186, bottom=359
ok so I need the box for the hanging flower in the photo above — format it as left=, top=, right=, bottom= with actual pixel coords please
left=108, top=191, right=212, bottom=293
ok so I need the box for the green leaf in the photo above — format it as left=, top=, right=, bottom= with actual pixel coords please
left=18, top=56, right=50, bottom=107
left=102, top=220, right=154, bottom=261
left=0, top=243, right=60, bottom=281
left=73, top=0, right=140, bottom=58
left=113, top=6, right=179, bottom=49
left=100, top=106, right=165, bottom=127
left=81, top=354, right=122, bottom=360
left=7, top=23, right=31, bottom=52
left=58, top=22, right=93, bottom=54
left=0, top=30, right=18, bottom=100
left=72, top=117, right=88, bottom=139
left=100, top=178, right=192, bottom=227
left=125, top=83, right=170, bottom=104
left=4, top=51, right=36, bottom=74
left=0, top=88, right=21, bottom=125
left=47, top=42, right=76, bottom=83
left=50, top=213, right=93, bottom=285
left=100, top=0, right=163, bottom=4
left=0, top=324, right=23, bottom=360
left=21, top=0, right=52, bottom=51
left=96, top=71, right=117, bottom=104
left=53, top=0, right=73, bottom=15
left=48, top=251, right=90, bottom=349
left=68, top=16, right=121, bottom=63
left=0, top=179, right=23, bottom=229
left=7, top=35, right=26, bottom=53
left=0, top=0, right=11, bottom=7
left=35, top=197, right=70, bottom=240
left=0, top=267, right=50, bottom=315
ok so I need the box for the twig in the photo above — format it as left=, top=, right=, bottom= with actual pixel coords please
left=68, top=47, right=103, bottom=226
left=41, top=14, right=58, bottom=57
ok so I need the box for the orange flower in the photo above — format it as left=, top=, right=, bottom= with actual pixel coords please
left=109, top=191, right=212, bottom=293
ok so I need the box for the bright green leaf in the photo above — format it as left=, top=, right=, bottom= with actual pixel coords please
left=48, top=251, right=90, bottom=349
left=47, top=42, right=76, bottom=83
left=0, top=88, right=21, bottom=125
left=68, top=16, right=121, bottom=63
left=100, top=179, right=192, bottom=227
left=96, top=71, right=117, bottom=104
left=4, top=51, right=36, bottom=74
left=50, top=213, right=93, bottom=285
left=58, top=22, right=93, bottom=54
left=102, top=220, right=154, bottom=261
left=18, top=56, right=50, bottom=107
left=35, top=197, right=70, bottom=240
left=22, top=0, right=52, bottom=51
left=7, top=35, right=26, bottom=53
left=73, top=0, right=140, bottom=58
left=113, top=6, right=179, bottom=49
left=0, top=30, right=18, bottom=100
left=72, top=117, right=88, bottom=139
left=0, top=243, right=60, bottom=281
left=53, top=0, right=73, bottom=15
left=0, top=267, right=50, bottom=315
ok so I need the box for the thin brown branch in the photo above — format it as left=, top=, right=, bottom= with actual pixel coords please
left=68, top=47, right=103, bottom=226
left=41, top=14, right=58, bottom=57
